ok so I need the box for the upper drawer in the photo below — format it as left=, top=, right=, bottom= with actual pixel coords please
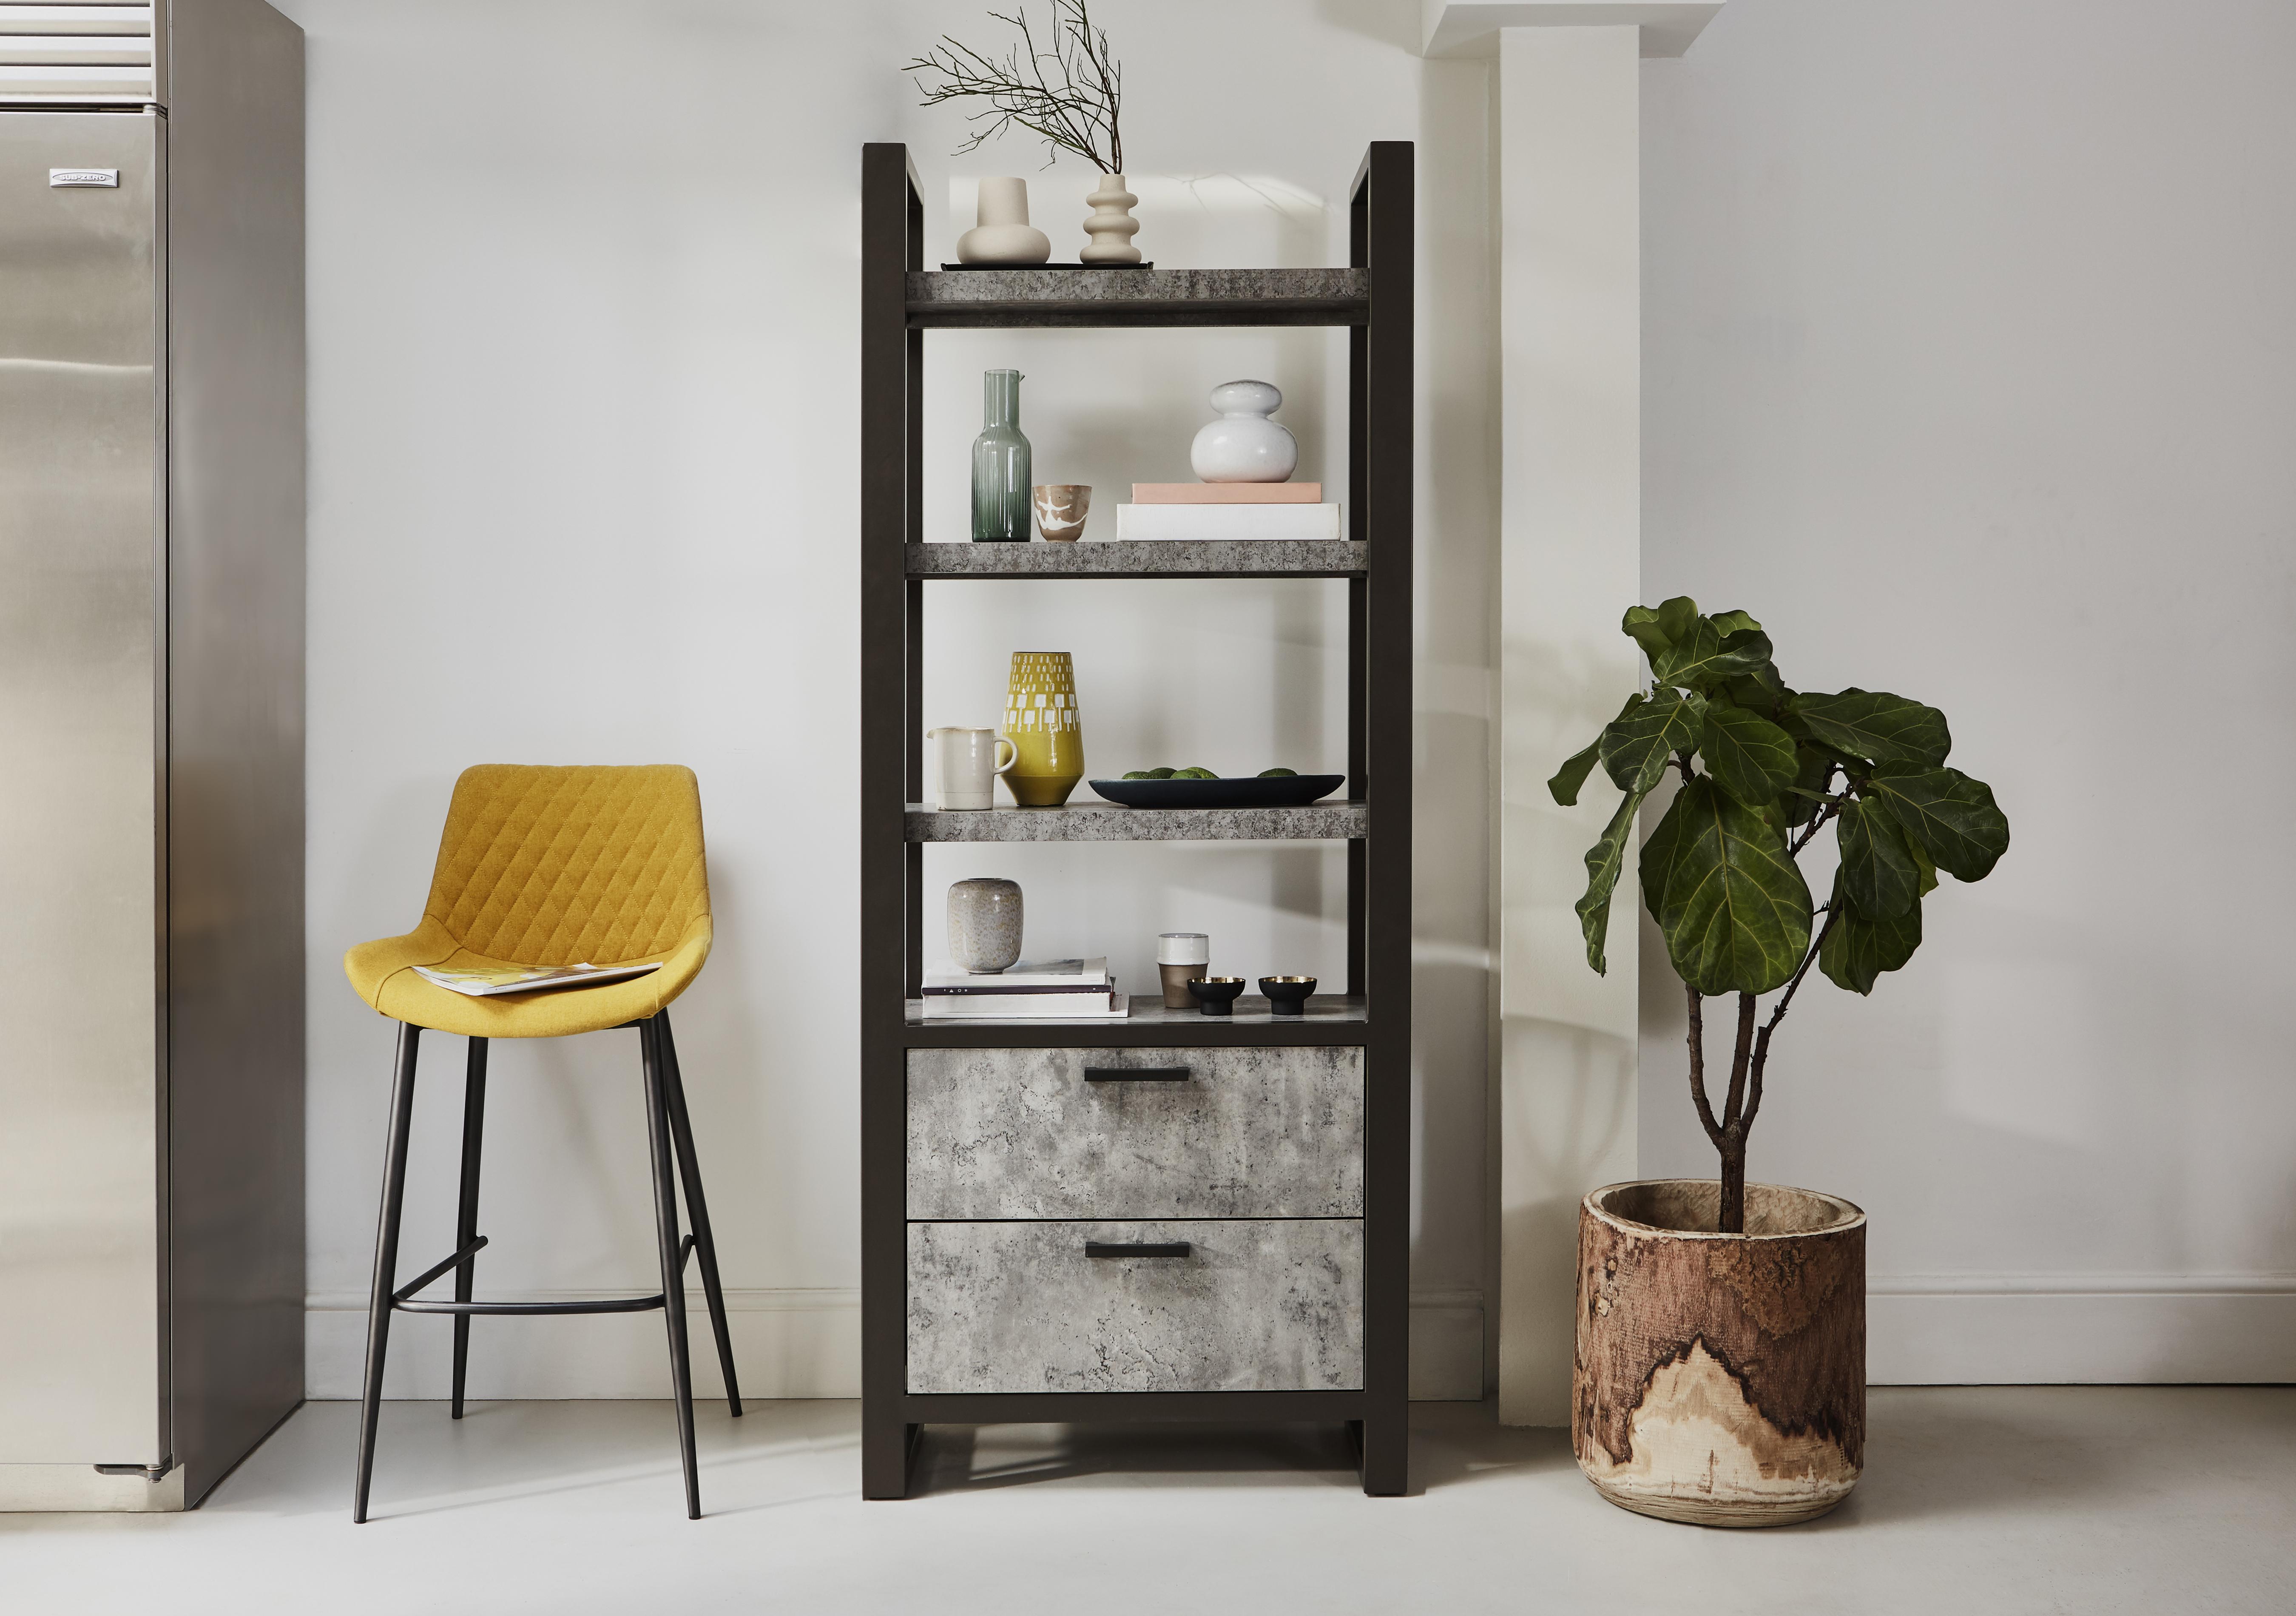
left=907, top=1044, right=1364, bottom=1219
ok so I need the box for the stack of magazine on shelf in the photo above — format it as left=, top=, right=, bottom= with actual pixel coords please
left=920, top=957, right=1128, bottom=1019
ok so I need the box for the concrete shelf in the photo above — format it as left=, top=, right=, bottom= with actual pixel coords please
left=906, top=540, right=1368, bottom=579
left=905, top=802, right=1368, bottom=842
left=906, top=267, right=1370, bottom=328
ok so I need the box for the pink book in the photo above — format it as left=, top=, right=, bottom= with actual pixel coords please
left=1132, top=482, right=1324, bottom=504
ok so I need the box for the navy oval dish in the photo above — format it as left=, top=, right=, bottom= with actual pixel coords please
left=1087, top=774, right=1344, bottom=809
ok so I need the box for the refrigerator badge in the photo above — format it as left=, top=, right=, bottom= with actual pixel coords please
left=50, top=169, right=120, bottom=188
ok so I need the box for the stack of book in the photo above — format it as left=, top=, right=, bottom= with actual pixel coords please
left=1114, top=482, right=1340, bottom=542
left=919, top=957, right=1128, bottom=1019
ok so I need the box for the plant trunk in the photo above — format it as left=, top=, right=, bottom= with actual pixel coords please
left=1718, top=1136, right=1747, bottom=1234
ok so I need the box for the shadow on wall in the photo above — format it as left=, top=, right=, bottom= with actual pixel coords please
left=1499, top=1017, right=1634, bottom=1424
left=1309, top=0, right=1423, bottom=51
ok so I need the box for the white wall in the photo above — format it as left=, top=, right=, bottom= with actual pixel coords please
left=1639, top=0, right=2296, bottom=1380
left=278, top=0, right=1500, bottom=1400
left=1492, top=25, right=1645, bottom=1424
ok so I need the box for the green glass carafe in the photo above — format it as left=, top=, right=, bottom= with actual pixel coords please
left=971, top=369, right=1031, bottom=541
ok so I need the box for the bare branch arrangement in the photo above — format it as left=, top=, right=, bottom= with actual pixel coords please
left=906, top=0, right=1125, bottom=173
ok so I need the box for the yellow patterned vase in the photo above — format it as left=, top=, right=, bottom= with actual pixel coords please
left=1002, top=651, right=1084, bottom=806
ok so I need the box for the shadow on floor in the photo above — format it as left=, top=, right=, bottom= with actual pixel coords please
left=905, top=1401, right=1581, bottom=1499
left=1407, top=1400, right=1578, bottom=1493
left=1808, top=1387, right=2295, bottom=1532
left=912, top=1421, right=1367, bottom=1495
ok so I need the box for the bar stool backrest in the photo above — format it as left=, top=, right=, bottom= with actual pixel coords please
left=424, top=765, right=710, bottom=967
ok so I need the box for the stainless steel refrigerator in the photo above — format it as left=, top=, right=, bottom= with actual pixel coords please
left=0, top=0, right=303, bottom=1510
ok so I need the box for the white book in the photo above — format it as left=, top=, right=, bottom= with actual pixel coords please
left=922, top=957, right=1107, bottom=991
left=1112, top=503, right=1342, bottom=542
left=921, top=991, right=1130, bottom=1020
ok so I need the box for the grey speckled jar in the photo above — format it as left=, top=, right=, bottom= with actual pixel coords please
left=947, top=878, right=1023, bottom=972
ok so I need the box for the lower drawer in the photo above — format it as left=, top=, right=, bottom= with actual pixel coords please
left=906, top=1219, right=1363, bottom=1394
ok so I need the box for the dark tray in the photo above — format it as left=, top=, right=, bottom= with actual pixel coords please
left=1087, top=774, right=1344, bottom=809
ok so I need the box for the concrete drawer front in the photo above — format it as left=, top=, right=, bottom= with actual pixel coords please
left=906, top=1219, right=1364, bottom=1394
left=906, top=1045, right=1365, bottom=1219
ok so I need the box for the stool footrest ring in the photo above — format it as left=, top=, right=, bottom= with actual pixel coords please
left=391, top=1235, right=695, bottom=1316
left=396, top=1294, right=667, bottom=1317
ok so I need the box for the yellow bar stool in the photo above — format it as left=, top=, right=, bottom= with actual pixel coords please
left=341, top=765, right=739, bottom=1522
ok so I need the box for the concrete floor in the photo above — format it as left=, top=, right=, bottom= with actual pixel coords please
left=4, top=1389, right=2290, bottom=1614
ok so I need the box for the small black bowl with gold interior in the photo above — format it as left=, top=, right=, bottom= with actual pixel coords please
left=1186, top=976, right=1247, bottom=1016
left=1259, top=976, right=1316, bottom=1018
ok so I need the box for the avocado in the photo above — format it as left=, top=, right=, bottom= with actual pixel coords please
left=1148, top=767, right=1176, bottom=779
left=1122, top=770, right=1150, bottom=780
left=1258, top=767, right=1299, bottom=777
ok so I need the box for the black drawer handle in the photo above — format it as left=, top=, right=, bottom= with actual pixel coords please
left=1085, top=1242, right=1192, bottom=1259
left=1083, top=1066, right=1191, bottom=1083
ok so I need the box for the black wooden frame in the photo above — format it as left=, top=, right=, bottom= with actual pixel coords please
left=859, top=141, right=1414, bottom=1498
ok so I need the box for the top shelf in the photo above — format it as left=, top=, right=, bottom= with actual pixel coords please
left=907, top=268, right=1370, bottom=330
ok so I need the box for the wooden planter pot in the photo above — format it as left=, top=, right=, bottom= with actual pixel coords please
left=1574, top=1180, right=1865, bottom=1528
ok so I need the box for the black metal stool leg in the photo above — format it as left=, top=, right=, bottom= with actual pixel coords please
left=354, top=1021, right=421, bottom=1523
left=450, top=1037, right=489, bottom=1419
left=656, top=1011, right=742, bottom=1417
left=642, top=1018, right=702, bottom=1519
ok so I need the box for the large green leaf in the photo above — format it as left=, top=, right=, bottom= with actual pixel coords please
left=1639, top=783, right=1696, bottom=927
left=1722, top=663, right=1792, bottom=718
left=1701, top=703, right=1800, bottom=808
left=1864, top=765, right=2010, bottom=882
left=1780, top=744, right=1838, bottom=831
left=1654, top=596, right=1700, bottom=645
left=1574, top=781, right=1656, bottom=975
left=1656, top=778, right=1813, bottom=995
left=1622, top=606, right=1674, bottom=660
left=1549, top=693, right=1645, bottom=806
left=1786, top=689, right=1951, bottom=766
left=1708, top=609, right=1762, bottom=636
left=1820, top=871, right=1924, bottom=994
left=1653, top=621, right=1778, bottom=694
left=1597, top=688, right=1703, bottom=794
left=1908, top=834, right=1939, bottom=896
left=1836, top=797, right=1920, bottom=919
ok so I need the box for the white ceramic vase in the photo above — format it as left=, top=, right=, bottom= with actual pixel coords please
left=957, top=177, right=1051, bottom=266
left=1080, top=172, right=1141, bottom=264
left=1189, top=380, right=1298, bottom=483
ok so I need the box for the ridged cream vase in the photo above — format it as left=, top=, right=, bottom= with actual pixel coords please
left=1080, top=173, right=1141, bottom=265
left=1002, top=651, right=1084, bottom=806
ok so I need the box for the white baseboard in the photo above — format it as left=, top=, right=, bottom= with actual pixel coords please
left=315, top=1278, right=2293, bottom=1399
left=309, top=1289, right=1492, bottom=1402
left=1871, top=1275, right=2296, bottom=1384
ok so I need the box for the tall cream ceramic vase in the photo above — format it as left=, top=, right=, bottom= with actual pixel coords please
left=1080, top=173, right=1141, bottom=264
left=1002, top=652, right=1083, bottom=806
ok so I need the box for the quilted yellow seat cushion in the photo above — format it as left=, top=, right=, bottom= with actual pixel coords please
left=344, top=765, right=712, bottom=1039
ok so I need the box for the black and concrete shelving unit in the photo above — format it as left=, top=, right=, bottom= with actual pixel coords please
left=859, top=141, right=1414, bottom=1498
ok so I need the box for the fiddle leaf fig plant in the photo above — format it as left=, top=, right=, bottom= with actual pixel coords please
left=1551, top=599, right=2010, bottom=1233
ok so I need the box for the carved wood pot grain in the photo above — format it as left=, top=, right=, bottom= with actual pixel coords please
left=1574, top=1180, right=1865, bottom=1528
